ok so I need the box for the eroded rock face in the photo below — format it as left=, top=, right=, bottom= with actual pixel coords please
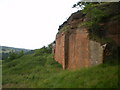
left=54, top=28, right=104, bottom=69
left=53, top=2, right=120, bottom=69
left=54, top=21, right=120, bottom=69
left=106, top=21, right=120, bottom=46
left=89, top=40, right=104, bottom=66
left=54, top=32, right=66, bottom=69
left=65, top=29, right=90, bottom=69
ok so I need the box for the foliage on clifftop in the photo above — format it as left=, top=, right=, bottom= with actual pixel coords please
left=58, top=2, right=120, bottom=44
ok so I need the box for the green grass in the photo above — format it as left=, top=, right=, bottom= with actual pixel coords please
left=2, top=52, right=119, bottom=88
left=0, top=60, right=2, bottom=89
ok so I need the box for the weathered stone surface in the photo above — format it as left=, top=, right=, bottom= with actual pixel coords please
left=54, top=32, right=66, bottom=69
left=54, top=28, right=104, bottom=69
left=106, top=21, right=120, bottom=46
left=89, top=40, right=104, bottom=66
left=66, top=29, right=90, bottom=69
left=54, top=21, right=120, bottom=69
left=53, top=3, right=120, bottom=69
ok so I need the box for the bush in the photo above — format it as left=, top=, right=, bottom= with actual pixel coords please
left=80, top=4, right=109, bottom=42
left=7, top=50, right=24, bottom=61
left=34, top=43, right=53, bottom=56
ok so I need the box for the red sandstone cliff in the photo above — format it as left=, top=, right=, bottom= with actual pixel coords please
left=53, top=2, right=120, bottom=69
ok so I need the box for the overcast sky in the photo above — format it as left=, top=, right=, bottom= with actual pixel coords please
left=0, top=0, right=79, bottom=49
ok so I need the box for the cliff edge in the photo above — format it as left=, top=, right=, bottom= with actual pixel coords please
left=53, top=2, right=120, bottom=69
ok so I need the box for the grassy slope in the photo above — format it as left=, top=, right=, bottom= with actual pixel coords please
left=2, top=53, right=119, bottom=88
left=0, top=60, right=2, bottom=88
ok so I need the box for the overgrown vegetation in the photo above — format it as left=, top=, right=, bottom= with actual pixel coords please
left=2, top=53, right=119, bottom=88
left=81, top=3, right=109, bottom=43
left=73, top=2, right=119, bottom=44
left=5, top=50, right=24, bottom=61
left=34, top=44, right=52, bottom=56
left=2, top=43, right=119, bottom=88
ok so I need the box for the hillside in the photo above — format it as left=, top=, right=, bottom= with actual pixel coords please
left=2, top=50, right=119, bottom=88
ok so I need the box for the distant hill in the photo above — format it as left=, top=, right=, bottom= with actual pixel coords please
left=0, top=46, right=31, bottom=60
left=0, top=46, right=30, bottom=53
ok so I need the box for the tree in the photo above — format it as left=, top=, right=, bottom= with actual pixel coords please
left=72, top=1, right=100, bottom=10
left=18, top=50, right=24, bottom=58
left=8, top=52, right=18, bottom=60
left=72, top=2, right=89, bottom=9
left=7, top=50, right=24, bottom=60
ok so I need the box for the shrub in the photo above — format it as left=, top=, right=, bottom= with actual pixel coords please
left=34, top=44, right=52, bottom=56
left=7, top=50, right=24, bottom=60
left=80, top=4, right=109, bottom=42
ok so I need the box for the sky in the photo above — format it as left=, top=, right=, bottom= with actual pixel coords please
left=0, top=0, right=79, bottom=50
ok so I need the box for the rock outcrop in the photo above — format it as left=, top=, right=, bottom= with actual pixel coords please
left=54, top=27, right=105, bottom=69
left=53, top=2, right=120, bottom=69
